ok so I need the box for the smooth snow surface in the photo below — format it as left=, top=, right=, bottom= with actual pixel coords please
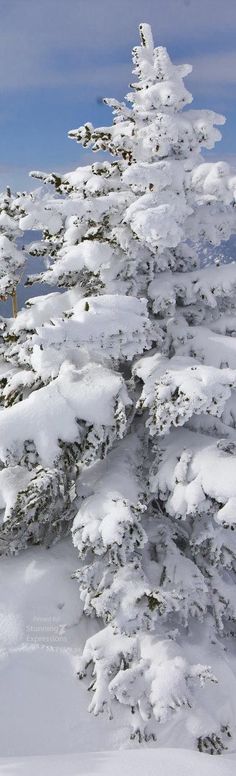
left=0, top=540, right=129, bottom=758
left=0, top=749, right=235, bottom=776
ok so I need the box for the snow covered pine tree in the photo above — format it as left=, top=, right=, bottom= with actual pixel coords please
left=0, top=22, right=236, bottom=751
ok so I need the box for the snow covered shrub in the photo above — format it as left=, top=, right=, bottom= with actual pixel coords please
left=1, top=21, right=236, bottom=749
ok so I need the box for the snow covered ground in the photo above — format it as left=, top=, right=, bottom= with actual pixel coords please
left=0, top=749, right=235, bottom=776
left=0, top=540, right=130, bottom=758
left=0, top=538, right=236, bottom=774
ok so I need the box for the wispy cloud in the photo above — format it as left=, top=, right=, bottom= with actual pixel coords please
left=0, top=0, right=235, bottom=90
left=190, top=51, right=236, bottom=86
left=0, top=0, right=236, bottom=190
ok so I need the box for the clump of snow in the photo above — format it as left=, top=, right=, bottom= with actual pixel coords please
left=20, top=295, right=152, bottom=381
left=0, top=361, right=131, bottom=467
left=134, top=353, right=236, bottom=435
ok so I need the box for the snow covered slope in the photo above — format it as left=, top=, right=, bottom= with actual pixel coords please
left=0, top=540, right=129, bottom=758
left=0, top=749, right=235, bottom=776
left=0, top=538, right=236, bottom=774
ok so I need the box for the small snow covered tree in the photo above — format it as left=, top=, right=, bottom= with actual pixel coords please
left=1, top=22, right=236, bottom=751
left=0, top=188, right=27, bottom=316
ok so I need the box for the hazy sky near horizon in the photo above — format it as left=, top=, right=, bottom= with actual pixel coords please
left=0, top=0, right=236, bottom=190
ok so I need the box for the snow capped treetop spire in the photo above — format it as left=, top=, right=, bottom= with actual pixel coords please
left=68, top=22, right=225, bottom=166
left=131, top=23, right=193, bottom=111
left=139, top=22, right=154, bottom=50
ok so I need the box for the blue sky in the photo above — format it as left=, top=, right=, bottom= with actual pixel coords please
left=1, top=0, right=236, bottom=190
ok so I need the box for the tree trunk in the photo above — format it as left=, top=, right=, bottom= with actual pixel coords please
left=11, top=288, right=17, bottom=318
